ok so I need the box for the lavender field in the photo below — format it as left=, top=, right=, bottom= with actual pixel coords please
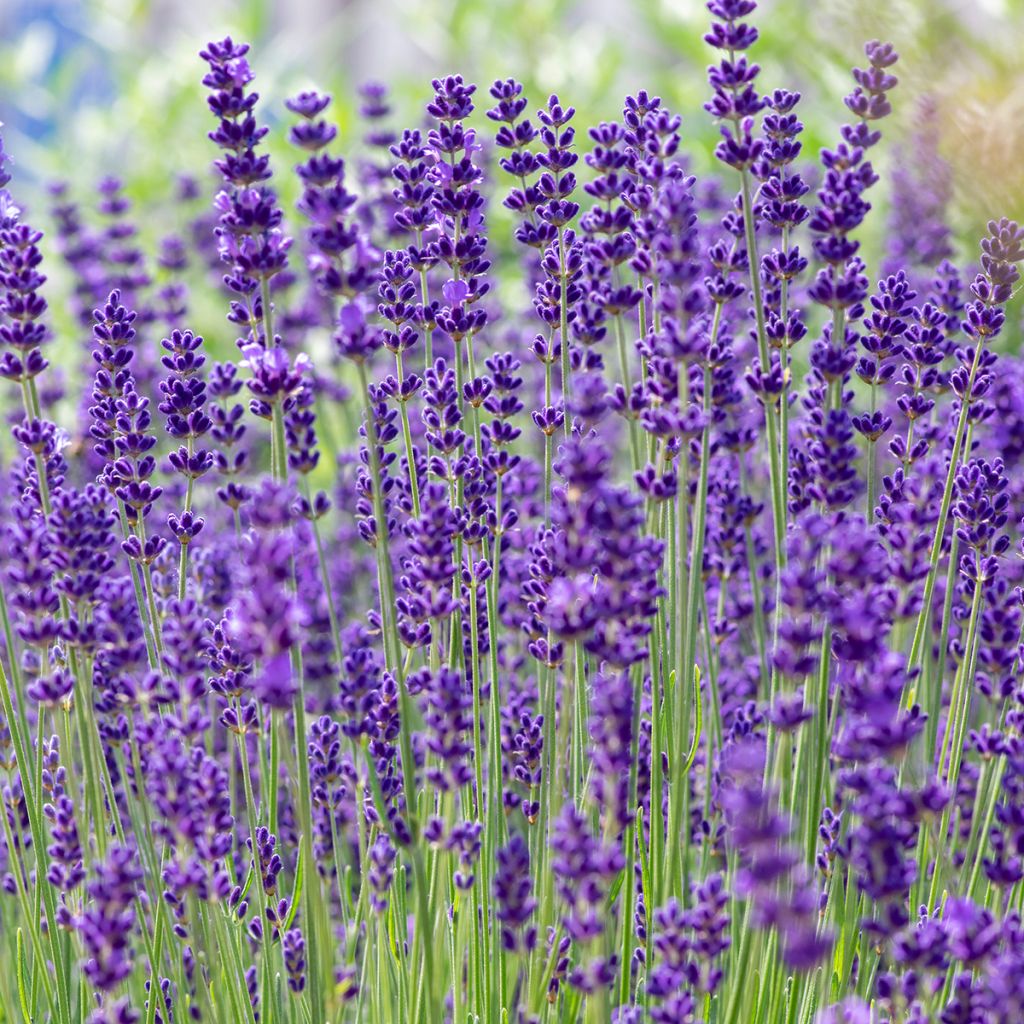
left=0, top=0, right=1022, bottom=1021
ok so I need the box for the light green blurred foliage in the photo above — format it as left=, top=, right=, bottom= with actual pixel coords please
left=0, top=0, right=1020, bottom=365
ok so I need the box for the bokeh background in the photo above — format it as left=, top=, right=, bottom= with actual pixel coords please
left=0, top=0, right=1021, bottom=355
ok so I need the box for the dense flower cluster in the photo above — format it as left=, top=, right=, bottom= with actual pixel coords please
left=0, top=5, right=1022, bottom=1023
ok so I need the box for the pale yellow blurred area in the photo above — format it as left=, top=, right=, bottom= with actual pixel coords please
left=817, top=0, right=1024, bottom=232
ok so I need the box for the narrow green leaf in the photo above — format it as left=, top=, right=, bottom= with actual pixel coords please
left=238, top=864, right=256, bottom=903
left=16, top=929, right=30, bottom=1024
left=636, top=805, right=651, bottom=914
left=682, top=666, right=703, bottom=776
left=284, top=843, right=304, bottom=932
left=604, top=866, right=625, bottom=911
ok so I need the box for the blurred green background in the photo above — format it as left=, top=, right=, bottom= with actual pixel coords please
left=0, top=0, right=1021, bottom=353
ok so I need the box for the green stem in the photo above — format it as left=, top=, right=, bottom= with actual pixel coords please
left=905, top=344, right=984, bottom=691
left=558, top=225, right=571, bottom=439
left=177, top=439, right=196, bottom=601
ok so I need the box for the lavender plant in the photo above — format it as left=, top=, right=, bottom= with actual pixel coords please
left=0, top=4, right=1022, bottom=1023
